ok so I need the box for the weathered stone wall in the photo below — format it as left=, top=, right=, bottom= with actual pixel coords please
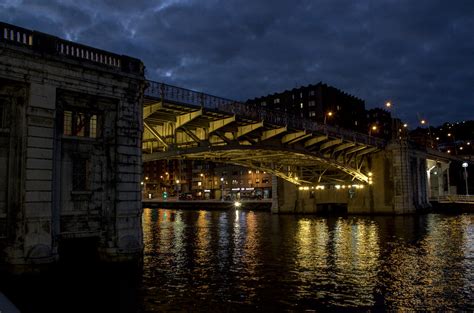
left=0, top=36, right=145, bottom=267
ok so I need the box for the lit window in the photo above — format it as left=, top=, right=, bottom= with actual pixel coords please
left=308, top=100, right=315, bottom=107
left=309, top=90, right=315, bottom=96
left=197, top=181, right=202, bottom=186
left=337, top=105, right=340, bottom=110
left=300, top=92, right=303, bottom=98
left=274, top=98, right=280, bottom=104
left=261, top=101, right=266, bottom=107
left=256, top=178, right=260, bottom=184
left=256, top=170, right=259, bottom=174
left=355, top=121, right=358, bottom=126
left=63, top=110, right=99, bottom=138
left=309, top=111, right=316, bottom=117
left=300, top=103, right=304, bottom=109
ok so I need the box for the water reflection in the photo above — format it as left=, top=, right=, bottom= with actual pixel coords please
left=141, top=210, right=473, bottom=311
left=3, top=211, right=472, bottom=312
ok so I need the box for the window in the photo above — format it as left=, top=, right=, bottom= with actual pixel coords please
left=308, top=100, right=315, bottom=107
left=248, top=179, right=252, bottom=185
left=355, top=121, right=358, bottom=126
left=337, top=105, right=340, bottom=111
left=0, top=101, right=7, bottom=129
left=73, top=158, right=89, bottom=190
left=300, top=92, right=303, bottom=98
left=256, top=178, right=260, bottom=184
left=256, top=170, right=259, bottom=174
left=63, top=110, right=99, bottom=138
left=262, top=178, right=269, bottom=184
left=300, top=103, right=304, bottom=109
left=274, top=98, right=280, bottom=104
left=261, top=101, right=266, bottom=107
left=309, top=111, right=316, bottom=117
left=309, top=90, right=315, bottom=96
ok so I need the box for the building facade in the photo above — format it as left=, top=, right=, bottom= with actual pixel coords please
left=246, top=82, right=368, bottom=133
left=0, top=22, right=145, bottom=267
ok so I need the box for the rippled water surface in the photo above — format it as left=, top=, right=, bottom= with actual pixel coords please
left=2, top=210, right=474, bottom=312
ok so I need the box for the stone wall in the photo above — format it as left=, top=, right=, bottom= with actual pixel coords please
left=0, top=37, right=145, bottom=267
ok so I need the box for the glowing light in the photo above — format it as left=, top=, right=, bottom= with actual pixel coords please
left=248, top=170, right=252, bottom=174
left=421, top=120, right=426, bottom=125
left=145, top=176, right=149, bottom=180
left=447, top=150, right=451, bottom=153
left=371, top=125, right=377, bottom=131
left=448, top=133, right=451, bottom=137
left=385, top=101, right=391, bottom=108
left=140, top=181, right=144, bottom=185
left=327, top=111, right=333, bottom=117
left=234, top=201, right=241, bottom=208
left=335, top=185, right=341, bottom=189
left=368, top=172, right=373, bottom=177
left=176, top=180, right=180, bottom=184
left=403, top=123, right=408, bottom=128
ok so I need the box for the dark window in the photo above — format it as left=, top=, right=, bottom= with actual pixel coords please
left=0, top=100, right=7, bottom=129
left=73, top=158, right=89, bottom=190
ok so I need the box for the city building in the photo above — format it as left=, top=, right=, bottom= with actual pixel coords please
left=246, top=82, right=367, bottom=133
left=366, top=108, right=393, bottom=140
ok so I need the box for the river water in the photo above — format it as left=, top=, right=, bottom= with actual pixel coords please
left=2, top=209, right=474, bottom=312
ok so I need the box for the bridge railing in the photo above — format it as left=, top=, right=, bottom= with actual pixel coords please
left=145, top=80, right=386, bottom=147
left=0, top=22, right=143, bottom=75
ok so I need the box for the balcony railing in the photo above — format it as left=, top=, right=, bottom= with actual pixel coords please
left=145, top=80, right=386, bottom=147
left=0, top=22, right=143, bottom=75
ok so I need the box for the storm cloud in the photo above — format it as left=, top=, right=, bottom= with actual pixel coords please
left=1, top=0, right=474, bottom=125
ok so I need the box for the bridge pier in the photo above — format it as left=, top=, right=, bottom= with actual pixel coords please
left=272, top=140, right=434, bottom=214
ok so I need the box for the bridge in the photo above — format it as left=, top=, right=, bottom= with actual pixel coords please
left=0, top=21, right=470, bottom=269
left=142, top=81, right=385, bottom=185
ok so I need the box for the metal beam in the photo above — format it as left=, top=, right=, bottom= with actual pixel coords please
left=304, top=135, right=328, bottom=148
left=282, top=131, right=306, bottom=144
left=144, top=122, right=169, bottom=148
left=320, top=139, right=343, bottom=151
left=209, top=115, right=235, bottom=133
left=176, top=109, right=203, bottom=129
left=356, top=147, right=378, bottom=156
left=345, top=145, right=367, bottom=155
left=236, top=121, right=264, bottom=139
left=181, top=127, right=202, bottom=144
left=332, top=142, right=355, bottom=154
left=143, top=101, right=164, bottom=119
left=261, top=126, right=287, bottom=141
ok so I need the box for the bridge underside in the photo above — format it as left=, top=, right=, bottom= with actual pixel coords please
left=142, top=94, right=383, bottom=184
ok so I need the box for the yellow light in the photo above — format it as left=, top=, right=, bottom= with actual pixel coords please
left=371, top=125, right=377, bottom=131
left=368, top=181, right=373, bottom=185
left=295, top=176, right=298, bottom=180
left=234, top=201, right=241, bottom=208
left=176, top=180, right=180, bottom=184
left=360, top=185, right=364, bottom=189
left=165, top=172, right=169, bottom=175
left=468, top=142, right=471, bottom=145
left=460, top=147, right=464, bottom=150
left=447, top=150, right=451, bottom=153
left=448, top=133, right=451, bottom=137
left=327, top=111, right=333, bottom=117
left=145, top=176, right=149, bottom=180
left=403, top=123, right=408, bottom=128
left=368, top=172, right=373, bottom=177
left=335, top=185, right=341, bottom=189
left=421, top=120, right=426, bottom=125
left=140, top=181, right=144, bottom=185
left=248, top=170, right=252, bottom=174
left=298, top=187, right=304, bottom=190
left=200, top=173, right=204, bottom=177
left=385, top=101, right=391, bottom=108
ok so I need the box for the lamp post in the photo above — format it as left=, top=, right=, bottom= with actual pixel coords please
left=462, top=162, right=469, bottom=196
left=176, top=179, right=180, bottom=200
left=324, top=111, right=333, bottom=125
left=220, top=177, right=224, bottom=201
left=369, top=125, right=377, bottom=136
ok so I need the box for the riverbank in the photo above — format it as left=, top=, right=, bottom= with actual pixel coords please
left=142, top=198, right=272, bottom=211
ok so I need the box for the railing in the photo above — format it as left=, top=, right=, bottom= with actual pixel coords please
left=0, top=22, right=143, bottom=75
left=145, top=80, right=386, bottom=147
left=437, top=195, right=474, bottom=203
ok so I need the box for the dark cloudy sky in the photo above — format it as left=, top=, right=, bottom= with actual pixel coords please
left=1, top=0, right=474, bottom=126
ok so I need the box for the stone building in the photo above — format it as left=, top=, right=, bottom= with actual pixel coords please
left=0, top=22, right=146, bottom=268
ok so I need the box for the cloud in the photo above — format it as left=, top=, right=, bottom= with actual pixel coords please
left=1, top=0, right=474, bottom=125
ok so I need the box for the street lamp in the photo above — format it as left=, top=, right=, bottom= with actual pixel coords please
left=220, top=177, right=224, bottom=201
left=462, top=162, right=469, bottom=196
left=369, top=125, right=377, bottom=136
left=176, top=179, right=180, bottom=200
left=324, top=111, right=333, bottom=125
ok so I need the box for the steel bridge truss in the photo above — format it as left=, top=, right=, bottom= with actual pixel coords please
left=142, top=81, right=385, bottom=185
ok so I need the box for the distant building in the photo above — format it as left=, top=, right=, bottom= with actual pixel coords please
left=246, top=82, right=367, bottom=133
left=366, top=108, right=393, bottom=140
